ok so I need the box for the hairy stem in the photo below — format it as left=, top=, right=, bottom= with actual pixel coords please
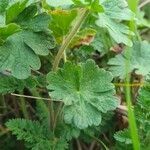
left=51, top=8, right=89, bottom=133
left=139, top=0, right=150, bottom=9
left=52, top=8, right=89, bottom=71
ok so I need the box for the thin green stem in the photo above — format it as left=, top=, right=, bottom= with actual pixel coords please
left=31, top=89, right=51, bottom=131
left=125, top=1, right=140, bottom=149
left=19, top=92, right=29, bottom=119
left=0, top=95, right=7, bottom=113
left=49, top=100, right=55, bottom=132
left=52, top=8, right=89, bottom=71
left=87, top=133, right=109, bottom=150
left=124, top=47, right=140, bottom=150
left=124, top=46, right=140, bottom=150
left=53, top=102, right=63, bottom=130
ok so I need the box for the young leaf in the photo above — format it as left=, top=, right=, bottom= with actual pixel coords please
left=47, top=60, right=118, bottom=129
left=0, top=31, right=55, bottom=79
left=108, top=41, right=150, bottom=79
left=96, top=0, right=134, bottom=46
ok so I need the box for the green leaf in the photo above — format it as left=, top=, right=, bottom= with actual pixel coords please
left=0, top=31, right=55, bottom=79
left=136, top=83, right=150, bottom=126
left=114, top=129, right=132, bottom=145
left=6, top=119, right=68, bottom=150
left=18, top=13, right=52, bottom=32
left=23, top=31, right=55, bottom=55
left=47, top=60, right=118, bottom=129
left=57, top=124, right=80, bottom=141
left=137, top=84, right=150, bottom=112
left=90, top=0, right=104, bottom=13
left=6, top=119, right=47, bottom=143
left=14, top=4, right=37, bottom=24
left=69, top=28, right=96, bottom=48
left=46, top=0, right=73, bottom=7
left=108, top=41, right=150, bottom=79
left=0, top=75, right=39, bottom=94
left=96, top=0, right=134, bottom=46
left=90, top=30, right=112, bottom=54
left=0, top=23, right=20, bottom=40
left=49, top=9, right=77, bottom=43
left=0, top=0, right=9, bottom=13
left=6, top=0, right=28, bottom=24
left=0, top=14, right=6, bottom=26
left=0, top=76, right=24, bottom=94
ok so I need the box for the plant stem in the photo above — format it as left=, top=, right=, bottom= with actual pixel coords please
left=31, top=89, right=51, bottom=130
left=19, top=92, right=29, bottom=119
left=0, top=95, right=7, bottom=113
left=53, top=102, right=63, bottom=130
left=51, top=8, right=89, bottom=133
left=124, top=47, right=140, bottom=150
left=52, top=8, right=89, bottom=71
left=87, top=133, right=109, bottom=150
left=11, top=93, right=61, bottom=102
left=139, top=0, right=150, bottom=9
left=125, top=1, right=141, bottom=149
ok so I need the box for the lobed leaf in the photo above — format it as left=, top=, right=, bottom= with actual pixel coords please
left=0, top=31, right=55, bottom=79
left=96, top=0, right=134, bottom=46
left=108, top=41, right=150, bottom=79
left=47, top=60, right=118, bottom=129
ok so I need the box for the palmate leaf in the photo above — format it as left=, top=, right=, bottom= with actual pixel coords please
left=17, top=13, right=52, bottom=32
left=96, top=0, right=134, bottom=46
left=0, top=31, right=55, bottom=79
left=47, top=60, right=118, bottom=129
left=108, top=41, right=150, bottom=79
left=22, top=13, right=51, bottom=32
